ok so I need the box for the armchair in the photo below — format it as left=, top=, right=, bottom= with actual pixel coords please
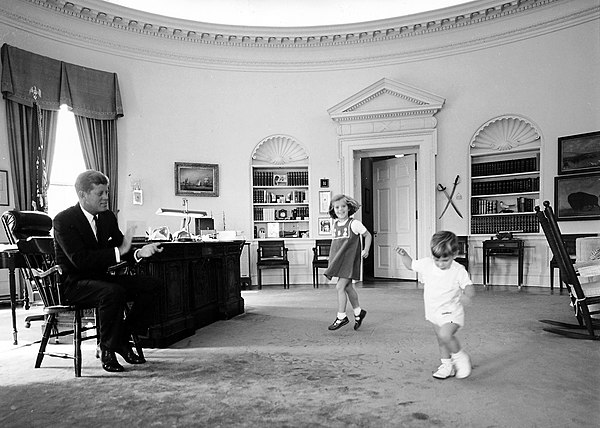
left=1, top=210, right=53, bottom=326
left=17, top=235, right=98, bottom=376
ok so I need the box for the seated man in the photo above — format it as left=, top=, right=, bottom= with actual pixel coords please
left=53, top=170, right=163, bottom=373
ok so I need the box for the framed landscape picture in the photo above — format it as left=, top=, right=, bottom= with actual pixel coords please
left=175, top=162, right=219, bottom=197
left=554, top=172, right=600, bottom=220
left=558, top=131, right=600, bottom=175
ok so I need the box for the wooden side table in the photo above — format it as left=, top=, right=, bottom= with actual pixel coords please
left=483, top=239, right=524, bottom=288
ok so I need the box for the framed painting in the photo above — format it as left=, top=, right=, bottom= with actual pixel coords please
left=558, top=131, right=600, bottom=175
left=554, top=172, right=600, bottom=220
left=174, top=162, right=219, bottom=197
left=319, top=191, right=331, bottom=214
left=0, top=170, right=8, bottom=206
left=318, top=217, right=332, bottom=235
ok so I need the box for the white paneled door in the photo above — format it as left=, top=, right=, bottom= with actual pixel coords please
left=373, top=155, right=417, bottom=279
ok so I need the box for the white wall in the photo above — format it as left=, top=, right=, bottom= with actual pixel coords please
left=0, top=1, right=598, bottom=270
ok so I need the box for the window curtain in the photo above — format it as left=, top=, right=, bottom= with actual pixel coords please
left=74, top=116, right=119, bottom=214
left=4, top=100, right=57, bottom=210
left=1, top=44, right=124, bottom=214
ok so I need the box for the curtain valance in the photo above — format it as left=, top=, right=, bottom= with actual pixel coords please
left=1, top=44, right=123, bottom=119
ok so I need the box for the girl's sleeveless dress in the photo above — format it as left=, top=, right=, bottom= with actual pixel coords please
left=324, top=218, right=362, bottom=280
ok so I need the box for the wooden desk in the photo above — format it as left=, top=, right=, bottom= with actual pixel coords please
left=0, top=249, right=28, bottom=345
left=133, top=240, right=245, bottom=348
left=483, top=239, right=524, bottom=288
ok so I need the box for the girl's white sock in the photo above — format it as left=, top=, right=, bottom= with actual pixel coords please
left=337, top=312, right=346, bottom=320
left=353, top=307, right=362, bottom=317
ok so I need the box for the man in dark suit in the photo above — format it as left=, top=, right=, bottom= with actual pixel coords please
left=53, top=170, right=163, bottom=373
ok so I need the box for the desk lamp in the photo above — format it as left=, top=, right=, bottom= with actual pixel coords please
left=156, top=199, right=208, bottom=241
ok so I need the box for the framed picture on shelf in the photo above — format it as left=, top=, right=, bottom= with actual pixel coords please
left=319, top=191, right=331, bottom=213
left=554, top=172, right=600, bottom=220
left=320, top=178, right=329, bottom=188
left=318, top=217, right=332, bottom=235
left=558, top=131, right=600, bottom=175
left=0, top=170, right=8, bottom=206
left=174, top=162, right=219, bottom=197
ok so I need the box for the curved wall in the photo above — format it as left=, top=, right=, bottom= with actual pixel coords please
left=0, top=0, right=598, bottom=240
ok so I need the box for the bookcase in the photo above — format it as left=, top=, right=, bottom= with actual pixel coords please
left=251, top=135, right=312, bottom=240
left=469, top=116, right=541, bottom=235
left=252, top=166, right=310, bottom=239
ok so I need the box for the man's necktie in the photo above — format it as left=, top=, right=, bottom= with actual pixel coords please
left=92, top=215, right=98, bottom=240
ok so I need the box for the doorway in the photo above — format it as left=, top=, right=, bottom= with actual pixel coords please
left=361, top=154, right=417, bottom=280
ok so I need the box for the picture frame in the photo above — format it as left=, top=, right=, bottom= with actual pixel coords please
left=0, top=170, right=8, bottom=206
left=558, top=131, right=600, bottom=175
left=554, top=172, right=600, bottom=220
left=132, top=189, right=143, bottom=205
left=319, top=190, right=331, bottom=214
left=174, top=162, right=219, bottom=197
left=320, top=178, right=329, bottom=188
left=318, top=217, right=332, bottom=235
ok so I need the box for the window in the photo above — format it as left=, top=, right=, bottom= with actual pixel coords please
left=47, top=105, right=86, bottom=219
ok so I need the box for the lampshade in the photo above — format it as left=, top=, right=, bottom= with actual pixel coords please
left=155, top=208, right=208, bottom=218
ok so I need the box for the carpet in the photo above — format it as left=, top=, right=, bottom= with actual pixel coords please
left=1, top=284, right=598, bottom=427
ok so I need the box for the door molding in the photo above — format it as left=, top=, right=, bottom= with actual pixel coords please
left=328, top=78, right=444, bottom=259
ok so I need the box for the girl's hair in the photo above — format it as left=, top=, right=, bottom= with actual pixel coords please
left=328, top=194, right=360, bottom=219
left=430, top=231, right=458, bottom=258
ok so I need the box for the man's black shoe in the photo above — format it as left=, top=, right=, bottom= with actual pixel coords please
left=101, top=350, right=125, bottom=372
left=115, top=346, right=146, bottom=364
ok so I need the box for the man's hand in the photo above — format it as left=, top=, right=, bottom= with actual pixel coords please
left=118, top=227, right=134, bottom=256
left=137, top=243, right=163, bottom=259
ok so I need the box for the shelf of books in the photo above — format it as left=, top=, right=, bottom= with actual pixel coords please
left=470, top=150, right=540, bottom=234
left=252, top=166, right=310, bottom=239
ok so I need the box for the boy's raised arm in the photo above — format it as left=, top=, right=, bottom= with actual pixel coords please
left=394, top=246, right=413, bottom=270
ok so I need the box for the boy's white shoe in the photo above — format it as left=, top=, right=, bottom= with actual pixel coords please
left=451, top=351, right=472, bottom=379
left=432, top=361, right=455, bottom=379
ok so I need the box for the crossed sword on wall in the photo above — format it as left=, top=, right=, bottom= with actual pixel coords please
left=437, top=175, right=463, bottom=219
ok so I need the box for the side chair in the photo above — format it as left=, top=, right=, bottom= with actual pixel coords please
left=312, top=239, right=331, bottom=288
left=455, top=235, right=469, bottom=271
left=535, top=201, right=600, bottom=340
left=256, top=240, right=290, bottom=289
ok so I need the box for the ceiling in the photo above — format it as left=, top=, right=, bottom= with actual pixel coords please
left=102, top=0, right=472, bottom=27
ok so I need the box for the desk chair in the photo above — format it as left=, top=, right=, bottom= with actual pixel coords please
left=455, top=236, right=469, bottom=271
left=535, top=201, right=600, bottom=340
left=17, top=236, right=98, bottom=376
left=257, top=240, right=289, bottom=289
left=1, top=210, right=52, bottom=326
left=549, top=234, right=596, bottom=291
left=312, top=239, right=331, bottom=288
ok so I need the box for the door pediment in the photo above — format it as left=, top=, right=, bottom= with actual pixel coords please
left=328, top=78, right=445, bottom=121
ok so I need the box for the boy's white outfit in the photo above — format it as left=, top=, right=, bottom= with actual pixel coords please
left=411, top=258, right=472, bottom=327
left=411, top=258, right=473, bottom=379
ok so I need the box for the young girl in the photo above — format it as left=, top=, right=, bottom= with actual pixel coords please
left=324, top=194, right=372, bottom=331
left=394, top=231, right=474, bottom=379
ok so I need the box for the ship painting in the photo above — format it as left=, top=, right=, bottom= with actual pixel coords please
left=175, top=163, right=219, bottom=196
left=180, top=169, right=214, bottom=192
